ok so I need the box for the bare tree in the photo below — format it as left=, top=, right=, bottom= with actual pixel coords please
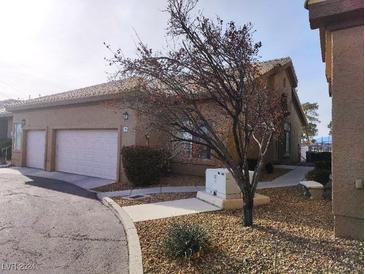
left=106, top=0, right=287, bottom=226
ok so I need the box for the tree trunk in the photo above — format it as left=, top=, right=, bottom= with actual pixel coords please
left=243, top=195, right=254, bottom=226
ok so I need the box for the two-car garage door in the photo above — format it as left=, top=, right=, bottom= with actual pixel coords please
left=26, top=129, right=118, bottom=180
left=55, top=130, right=118, bottom=180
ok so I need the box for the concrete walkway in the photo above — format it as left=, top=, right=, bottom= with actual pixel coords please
left=115, top=165, right=312, bottom=222
left=257, top=166, right=314, bottom=189
left=123, top=198, right=220, bottom=222
left=0, top=167, right=114, bottom=190
left=100, top=165, right=313, bottom=198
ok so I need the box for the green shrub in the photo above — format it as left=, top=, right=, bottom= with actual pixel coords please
left=163, top=223, right=209, bottom=260
left=160, top=149, right=172, bottom=175
left=306, top=151, right=331, bottom=163
left=265, top=162, right=274, bottom=174
left=247, top=159, right=257, bottom=171
left=305, top=168, right=331, bottom=185
left=0, top=138, right=12, bottom=160
left=314, top=160, right=331, bottom=171
left=121, top=146, right=164, bottom=186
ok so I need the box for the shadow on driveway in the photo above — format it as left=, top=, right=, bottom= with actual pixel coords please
left=26, top=176, right=97, bottom=199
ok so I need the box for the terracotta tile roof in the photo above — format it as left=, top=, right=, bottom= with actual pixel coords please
left=257, top=57, right=293, bottom=75
left=6, top=80, right=140, bottom=111
left=6, top=57, right=294, bottom=112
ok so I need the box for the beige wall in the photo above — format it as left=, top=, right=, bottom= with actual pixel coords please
left=259, top=70, right=304, bottom=164
left=331, top=25, right=364, bottom=239
left=134, top=113, right=169, bottom=148
left=11, top=100, right=137, bottom=183
left=170, top=70, right=305, bottom=176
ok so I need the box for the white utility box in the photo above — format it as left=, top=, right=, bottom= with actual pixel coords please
left=197, top=168, right=269, bottom=209
left=205, top=168, right=253, bottom=199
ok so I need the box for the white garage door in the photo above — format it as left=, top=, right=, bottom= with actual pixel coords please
left=26, top=130, right=46, bottom=169
left=55, top=130, right=118, bottom=180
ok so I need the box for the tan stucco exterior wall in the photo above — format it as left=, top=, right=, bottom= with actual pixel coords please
left=331, top=25, right=364, bottom=239
left=255, top=70, right=304, bottom=164
left=171, top=70, right=305, bottom=176
left=11, top=100, right=137, bottom=183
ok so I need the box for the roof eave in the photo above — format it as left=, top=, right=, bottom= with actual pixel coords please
left=307, top=0, right=364, bottom=30
left=292, top=89, right=308, bottom=127
left=6, top=93, right=123, bottom=112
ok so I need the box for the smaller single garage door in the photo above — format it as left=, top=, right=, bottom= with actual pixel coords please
left=26, top=130, right=46, bottom=169
left=55, top=130, right=118, bottom=180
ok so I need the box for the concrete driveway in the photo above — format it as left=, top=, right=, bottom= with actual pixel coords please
left=8, top=167, right=114, bottom=190
left=0, top=169, right=128, bottom=274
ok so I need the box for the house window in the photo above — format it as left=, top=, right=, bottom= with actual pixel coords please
left=13, top=123, right=23, bottom=150
left=200, top=145, right=211, bottom=159
left=281, top=93, right=288, bottom=112
left=284, top=122, right=291, bottom=157
left=180, top=124, right=211, bottom=160
left=181, top=131, right=193, bottom=158
left=193, top=125, right=211, bottom=160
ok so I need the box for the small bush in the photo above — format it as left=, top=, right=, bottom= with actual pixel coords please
left=306, top=151, right=331, bottom=163
left=305, top=168, right=331, bottom=185
left=265, top=162, right=274, bottom=174
left=0, top=138, right=12, bottom=161
left=163, top=223, right=209, bottom=260
left=121, top=146, right=164, bottom=186
left=160, top=149, right=172, bottom=175
left=247, top=159, right=257, bottom=171
left=314, top=160, right=331, bottom=171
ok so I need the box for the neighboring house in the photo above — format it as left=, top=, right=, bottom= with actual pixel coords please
left=0, top=99, right=18, bottom=140
left=305, top=0, right=363, bottom=240
left=6, top=57, right=307, bottom=182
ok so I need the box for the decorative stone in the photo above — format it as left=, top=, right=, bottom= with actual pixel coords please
left=299, top=180, right=324, bottom=200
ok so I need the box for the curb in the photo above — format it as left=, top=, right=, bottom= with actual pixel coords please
left=98, top=195, right=143, bottom=274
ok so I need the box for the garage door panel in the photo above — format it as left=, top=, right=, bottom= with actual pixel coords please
left=55, top=130, right=118, bottom=180
left=26, top=131, right=46, bottom=169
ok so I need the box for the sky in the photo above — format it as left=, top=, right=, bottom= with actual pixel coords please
left=0, top=0, right=331, bottom=136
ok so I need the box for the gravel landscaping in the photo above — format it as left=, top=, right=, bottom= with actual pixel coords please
left=134, top=186, right=363, bottom=273
left=113, top=192, right=197, bottom=207
left=92, top=175, right=204, bottom=192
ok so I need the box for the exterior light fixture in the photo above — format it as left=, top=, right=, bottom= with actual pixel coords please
left=123, top=112, right=129, bottom=121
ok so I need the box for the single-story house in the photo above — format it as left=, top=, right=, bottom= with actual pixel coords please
left=6, top=57, right=307, bottom=183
